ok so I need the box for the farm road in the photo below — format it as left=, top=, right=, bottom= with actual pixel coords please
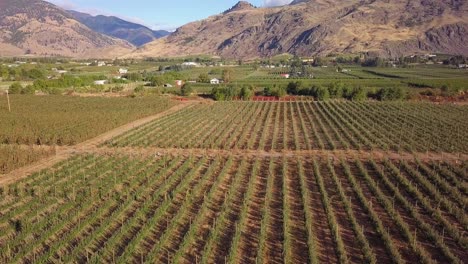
left=1, top=100, right=466, bottom=186
left=0, top=101, right=193, bottom=186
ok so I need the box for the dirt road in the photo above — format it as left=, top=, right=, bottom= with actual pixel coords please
left=0, top=102, right=193, bottom=186
left=1, top=100, right=466, bottom=186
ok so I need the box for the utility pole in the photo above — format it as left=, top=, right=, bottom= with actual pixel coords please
left=6, top=90, right=11, bottom=112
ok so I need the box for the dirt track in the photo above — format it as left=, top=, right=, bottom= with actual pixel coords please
left=1, top=100, right=466, bottom=186
left=0, top=102, right=192, bottom=186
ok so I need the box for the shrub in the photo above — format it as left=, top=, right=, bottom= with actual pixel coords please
left=181, top=83, right=194, bottom=96
left=134, top=85, right=145, bottom=93
left=9, top=82, right=23, bottom=94
left=376, top=87, right=407, bottom=101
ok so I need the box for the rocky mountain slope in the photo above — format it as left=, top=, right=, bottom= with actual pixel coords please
left=0, top=0, right=134, bottom=58
left=129, top=0, right=468, bottom=59
left=68, top=10, right=170, bottom=46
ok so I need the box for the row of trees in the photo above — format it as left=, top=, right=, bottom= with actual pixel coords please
left=0, top=66, right=46, bottom=81
left=8, top=75, right=110, bottom=94
left=287, top=81, right=407, bottom=101
left=209, top=81, right=407, bottom=101
left=211, top=85, right=254, bottom=101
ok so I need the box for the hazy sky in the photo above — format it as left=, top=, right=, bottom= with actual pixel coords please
left=46, top=0, right=294, bottom=31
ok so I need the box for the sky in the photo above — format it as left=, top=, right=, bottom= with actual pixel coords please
left=46, top=0, right=293, bottom=31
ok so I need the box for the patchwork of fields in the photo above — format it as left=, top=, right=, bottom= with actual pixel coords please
left=0, top=100, right=467, bottom=263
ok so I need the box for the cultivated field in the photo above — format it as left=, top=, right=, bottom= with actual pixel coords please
left=106, top=101, right=468, bottom=153
left=0, top=154, right=466, bottom=263
left=0, top=100, right=466, bottom=264
left=0, top=145, right=55, bottom=174
left=0, top=95, right=175, bottom=146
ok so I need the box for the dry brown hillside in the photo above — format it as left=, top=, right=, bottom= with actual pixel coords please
left=0, top=0, right=134, bottom=58
left=128, top=0, right=468, bottom=59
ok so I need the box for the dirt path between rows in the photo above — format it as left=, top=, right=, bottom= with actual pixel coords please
left=1, top=100, right=466, bottom=186
left=76, top=146, right=467, bottom=163
left=0, top=102, right=193, bottom=186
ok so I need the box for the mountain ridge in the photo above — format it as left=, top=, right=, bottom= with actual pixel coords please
left=128, top=0, right=468, bottom=59
left=68, top=10, right=170, bottom=46
left=0, top=0, right=134, bottom=58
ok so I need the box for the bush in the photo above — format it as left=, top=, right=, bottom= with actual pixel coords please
left=264, top=85, right=286, bottom=97
left=328, top=81, right=344, bottom=98
left=197, top=73, right=210, bottom=83
left=376, top=87, right=407, bottom=101
left=239, top=85, right=254, bottom=101
left=21, top=85, right=36, bottom=95
left=287, top=81, right=303, bottom=95
left=134, top=85, right=145, bottom=93
left=350, top=87, right=368, bottom=101
left=316, top=86, right=330, bottom=101
left=181, top=83, right=194, bottom=96
left=9, top=82, right=23, bottom=94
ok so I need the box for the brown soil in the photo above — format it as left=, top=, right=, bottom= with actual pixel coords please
left=1, top=98, right=466, bottom=188
left=0, top=102, right=192, bottom=186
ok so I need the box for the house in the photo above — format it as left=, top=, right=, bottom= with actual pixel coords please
left=118, top=68, right=128, bottom=74
left=94, top=80, right=107, bottom=85
left=97, top=61, right=106, bottom=67
left=175, top=80, right=183, bottom=86
left=458, top=64, right=467, bottom=69
left=280, top=74, right=290, bottom=79
left=164, top=83, right=173, bottom=88
left=210, top=78, right=220, bottom=85
left=182, top=62, right=200, bottom=67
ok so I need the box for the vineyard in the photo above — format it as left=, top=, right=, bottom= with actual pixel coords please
left=0, top=95, right=175, bottom=146
left=0, top=145, right=55, bottom=174
left=0, top=153, right=465, bottom=263
left=106, top=101, right=468, bottom=153
left=0, top=99, right=467, bottom=263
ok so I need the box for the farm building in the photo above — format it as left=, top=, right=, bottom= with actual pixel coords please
left=210, top=78, right=220, bottom=85
left=280, top=74, right=290, bottom=79
left=164, top=83, right=173, bottom=88
left=93, top=80, right=107, bottom=85
left=182, top=62, right=200, bottom=67
left=119, top=68, right=128, bottom=74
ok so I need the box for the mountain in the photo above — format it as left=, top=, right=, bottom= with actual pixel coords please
left=128, top=0, right=468, bottom=59
left=0, top=0, right=134, bottom=58
left=68, top=10, right=170, bottom=46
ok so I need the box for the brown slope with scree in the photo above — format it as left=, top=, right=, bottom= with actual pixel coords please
left=0, top=0, right=134, bottom=58
left=128, top=0, right=468, bottom=59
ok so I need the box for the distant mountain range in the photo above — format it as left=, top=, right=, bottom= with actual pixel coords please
left=129, top=0, right=468, bottom=59
left=68, top=10, right=170, bottom=47
left=0, top=0, right=133, bottom=58
left=0, top=0, right=467, bottom=59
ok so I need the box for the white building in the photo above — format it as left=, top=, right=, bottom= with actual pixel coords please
left=97, top=61, right=106, bottom=67
left=210, top=78, right=220, bottom=85
left=94, top=80, right=107, bottom=85
left=119, top=68, right=128, bottom=74
left=182, top=62, right=200, bottom=67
